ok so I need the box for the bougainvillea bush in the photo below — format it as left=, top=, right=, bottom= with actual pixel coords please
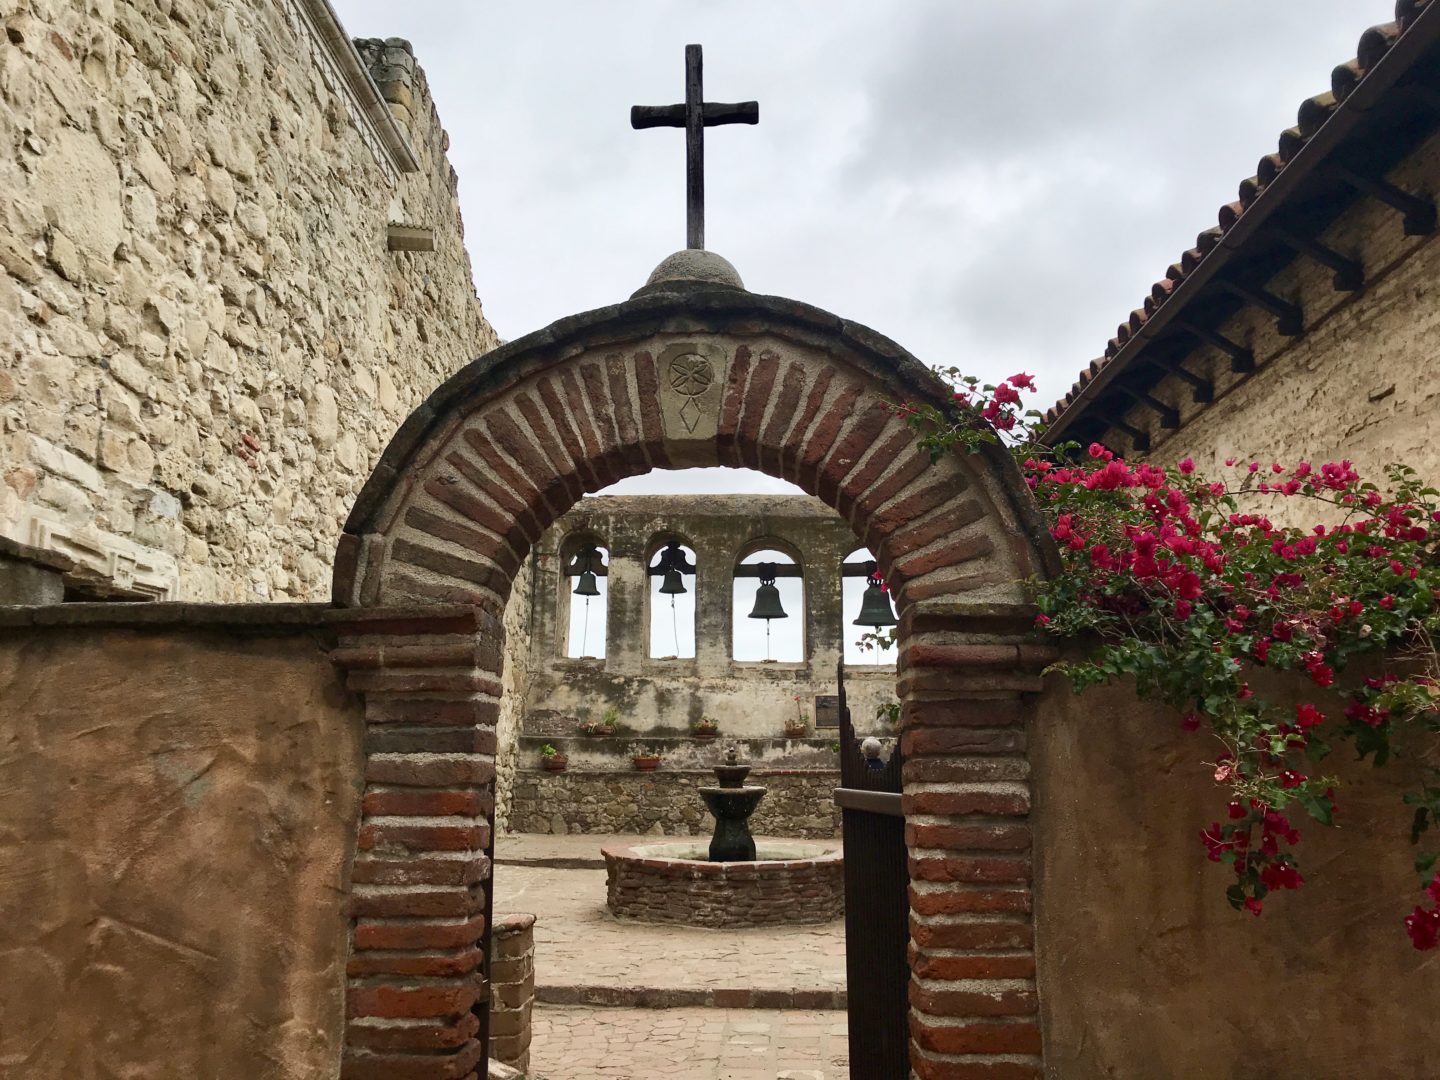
left=895, top=370, right=1440, bottom=950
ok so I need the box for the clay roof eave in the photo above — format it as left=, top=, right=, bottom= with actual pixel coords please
left=1040, top=1, right=1440, bottom=450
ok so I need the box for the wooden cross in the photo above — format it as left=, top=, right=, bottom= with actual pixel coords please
left=631, top=44, right=759, bottom=250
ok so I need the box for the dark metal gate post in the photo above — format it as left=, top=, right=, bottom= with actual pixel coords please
left=834, top=660, right=910, bottom=1079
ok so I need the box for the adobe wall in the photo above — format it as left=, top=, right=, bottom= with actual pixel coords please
left=1117, top=130, right=1440, bottom=496
left=0, top=0, right=498, bottom=601
left=1030, top=671, right=1437, bottom=1078
left=0, top=608, right=363, bottom=1079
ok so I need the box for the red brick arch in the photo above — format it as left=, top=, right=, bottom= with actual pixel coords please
left=330, top=291, right=1059, bottom=1079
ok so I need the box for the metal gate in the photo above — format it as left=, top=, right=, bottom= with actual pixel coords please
left=833, top=660, right=910, bottom=1079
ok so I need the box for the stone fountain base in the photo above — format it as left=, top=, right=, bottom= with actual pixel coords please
left=601, top=841, right=844, bottom=928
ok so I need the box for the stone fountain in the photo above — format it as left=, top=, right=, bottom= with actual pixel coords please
left=601, top=741, right=843, bottom=927
left=699, top=743, right=767, bottom=861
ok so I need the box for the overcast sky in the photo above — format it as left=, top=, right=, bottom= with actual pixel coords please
left=334, top=0, right=1394, bottom=498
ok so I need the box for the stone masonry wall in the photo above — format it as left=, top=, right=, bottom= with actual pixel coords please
left=489, top=913, right=535, bottom=1074
left=1110, top=129, right=1440, bottom=501
left=508, top=768, right=842, bottom=838
left=494, top=559, right=532, bottom=831
left=0, top=0, right=498, bottom=600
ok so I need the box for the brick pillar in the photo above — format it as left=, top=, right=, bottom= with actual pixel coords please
left=897, top=608, right=1055, bottom=1080
left=330, top=607, right=503, bottom=1080
left=488, top=913, right=536, bottom=1071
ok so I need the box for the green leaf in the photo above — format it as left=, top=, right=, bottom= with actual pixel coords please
left=1304, top=735, right=1332, bottom=763
left=1299, top=792, right=1335, bottom=827
left=1226, top=884, right=1246, bottom=911
left=1411, top=806, right=1430, bottom=845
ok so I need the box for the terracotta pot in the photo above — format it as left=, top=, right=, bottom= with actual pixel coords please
left=693, top=730, right=718, bottom=742
left=632, top=755, right=662, bottom=772
left=580, top=727, right=614, bottom=738
left=783, top=727, right=808, bottom=739
left=541, top=754, right=568, bottom=772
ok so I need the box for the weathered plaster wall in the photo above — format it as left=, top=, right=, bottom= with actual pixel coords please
left=523, top=495, right=898, bottom=741
left=1031, top=672, right=1438, bottom=1078
left=0, top=613, right=363, bottom=1079
left=0, top=1, right=497, bottom=601
left=1112, top=131, right=1440, bottom=499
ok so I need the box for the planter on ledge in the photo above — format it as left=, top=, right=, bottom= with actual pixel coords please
left=632, top=755, right=662, bottom=772
left=541, top=753, right=569, bottom=772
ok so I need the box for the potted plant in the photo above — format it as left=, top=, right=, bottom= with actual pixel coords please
left=578, top=708, right=618, bottom=737
left=783, top=718, right=810, bottom=739
left=539, top=743, right=568, bottom=772
left=693, top=716, right=720, bottom=742
left=785, top=696, right=810, bottom=739
left=629, top=742, right=662, bottom=772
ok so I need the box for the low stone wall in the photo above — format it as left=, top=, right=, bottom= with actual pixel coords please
left=508, top=769, right=841, bottom=838
left=603, top=842, right=844, bottom=928
left=489, top=914, right=535, bottom=1073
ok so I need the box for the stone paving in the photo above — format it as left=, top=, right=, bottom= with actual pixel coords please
left=494, top=833, right=850, bottom=1076
left=492, top=833, right=846, bottom=1003
left=527, top=1005, right=849, bottom=1080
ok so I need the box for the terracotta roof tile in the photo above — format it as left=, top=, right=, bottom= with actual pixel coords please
left=1043, top=2, right=1432, bottom=441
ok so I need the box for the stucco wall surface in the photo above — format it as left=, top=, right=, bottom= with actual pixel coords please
left=1031, top=673, right=1438, bottom=1079
left=0, top=623, right=363, bottom=1079
left=0, top=0, right=497, bottom=601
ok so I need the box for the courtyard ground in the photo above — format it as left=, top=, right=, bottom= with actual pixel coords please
left=493, top=833, right=849, bottom=1079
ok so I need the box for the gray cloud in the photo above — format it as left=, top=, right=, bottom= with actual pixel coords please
left=332, top=0, right=1395, bottom=491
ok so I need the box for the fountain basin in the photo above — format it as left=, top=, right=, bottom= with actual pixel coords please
left=601, top=840, right=844, bottom=927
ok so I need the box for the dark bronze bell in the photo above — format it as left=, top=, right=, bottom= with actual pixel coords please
left=659, top=568, right=686, bottom=595
left=572, top=546, right=601, bottom=597
left=747, top=562, right=788, bottom=620
left=855, top=566, right=897, bottom=627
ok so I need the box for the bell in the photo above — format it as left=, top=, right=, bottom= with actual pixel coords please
left=854, top=569, right=898, bottom=627
left=659, top=568, right=686, bottom=595
left=747, top=563, right=788, bottom=620
left=572, top=546, right=601, bottom=597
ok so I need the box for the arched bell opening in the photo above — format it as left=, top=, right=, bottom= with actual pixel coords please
left=645, top=534, right=697, bottom=660
left=842, top=546, right=898, bottom=667
left=732, top=540, right=805, bottom=664
left=559, top=532, right=609, bottom=659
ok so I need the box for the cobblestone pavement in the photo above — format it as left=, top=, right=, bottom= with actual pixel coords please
left=492, top=834, right=845, bottom=998
left=528, top=1005, right=849, bottom=1080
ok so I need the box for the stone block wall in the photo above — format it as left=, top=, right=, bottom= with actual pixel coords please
left=0, top=0, right=498, bottom=600
left=508, top=768, right=842, bottom=838
left=489, top=913, right=536, bottom=1073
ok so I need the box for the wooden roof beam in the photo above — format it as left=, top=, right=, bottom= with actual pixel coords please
left=1331, top=161, right=1437, bottom=235
left=1143, top=352, right=1214, bottom=403
left=1215, top=279, right=1304, bottom=337
left=1108, top=417, right=1152, bottom=454
left=1173, top=318, right=1256, bottom=373
left=1267, top=224, right=1364, bottom=291
left=1114, top=385, right=1181, bottom=429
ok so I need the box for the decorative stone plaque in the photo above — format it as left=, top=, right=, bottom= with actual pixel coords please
left=657, top=341, right=728, bottom=442
left=814, top=695, right=840, bottom=729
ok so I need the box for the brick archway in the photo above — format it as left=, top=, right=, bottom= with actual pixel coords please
left=331, top=289, right=1059, bottom=1079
